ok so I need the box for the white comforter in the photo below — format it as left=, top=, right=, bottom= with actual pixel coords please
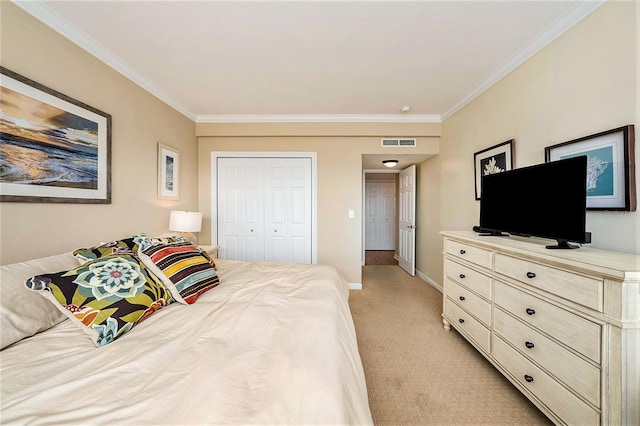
left=0, top=260, right=372, bottom=425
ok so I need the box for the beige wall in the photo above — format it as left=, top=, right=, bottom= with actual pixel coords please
left=197, top=123, right=440, bottom=284
left=0, top=3, right=198, bottom=264
left=417, top=1, right=640, bottom=286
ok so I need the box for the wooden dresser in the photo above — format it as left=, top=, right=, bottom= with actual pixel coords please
left=441, top=231, right=639, bottom=425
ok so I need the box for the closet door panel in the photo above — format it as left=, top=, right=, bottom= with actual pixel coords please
left=265, top=158, right=311, bottom=263
left=218, top=158, right=265, bottom=261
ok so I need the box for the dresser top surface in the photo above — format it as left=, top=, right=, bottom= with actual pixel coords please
left=442, top=231, right=640, bottom=279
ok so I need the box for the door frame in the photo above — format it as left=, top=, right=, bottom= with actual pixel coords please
left=362, top=169, right=399, bottom=266
left=211, top=151, right=318, bottom=264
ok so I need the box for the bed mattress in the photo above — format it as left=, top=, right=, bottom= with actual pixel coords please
left=0, top=259, right=372, bottom=425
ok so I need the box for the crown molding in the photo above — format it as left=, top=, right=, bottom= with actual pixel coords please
left=196, top=114, right=441, bottom=123
left=12, top=0, right=197, bottom=121
left=440, top=0, right=606, bottom=121
left=14, top=0, right=604, bottom=125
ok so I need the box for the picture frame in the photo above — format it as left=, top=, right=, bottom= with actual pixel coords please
left=0, top=66, right=111, bottom=203
left=157, top=142, right=180, bottom=200
left=545, top=125, right=636, bottom=211
left=474, top=139, right=514, bottom=200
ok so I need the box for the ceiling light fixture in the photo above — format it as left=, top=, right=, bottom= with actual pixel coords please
left=400, top=106, right=411, bottom=112
left=383, top=160, right=399, bottom=168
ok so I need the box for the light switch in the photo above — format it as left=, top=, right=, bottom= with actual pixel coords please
left=348, top=209, right=355, bottom=219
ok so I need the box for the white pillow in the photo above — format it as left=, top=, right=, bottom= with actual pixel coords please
left=1, top=252, right=79, bottom=349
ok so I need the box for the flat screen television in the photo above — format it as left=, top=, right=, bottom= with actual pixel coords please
left=479, top=156, right=591, bottom=249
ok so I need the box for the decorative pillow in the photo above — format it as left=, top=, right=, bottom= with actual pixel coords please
left=138, top=241, right=219, bottom=304
left=132, top=233, right=190, bottom=252
left=25, top=254, right=174, bottom=347
left=1, top=253, right=79, bottom=349
left=73, top=234, right=191, bottom=264
left=73, top=237, right=139, bottom=263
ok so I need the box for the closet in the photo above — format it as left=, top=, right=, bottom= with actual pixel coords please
left=216, top=157, right=312, bottom=263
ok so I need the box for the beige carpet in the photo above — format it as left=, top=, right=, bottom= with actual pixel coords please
left=349, top=265, right=551, bottom=425
left=365, top=251, right=398, bottom=265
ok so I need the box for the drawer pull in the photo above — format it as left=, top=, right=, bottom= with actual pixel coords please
left=525, top=308, right=536, bottom=316
left=459, top=296, right=466, bottom=301
left=524, top=375, right=534, bottom=383
left=526, top=272, right=536, bottom=279
left=459, top=249, right=466, bottom=255
left=459, top=274, right=466, bottom=279
left=458, top=318, right=465, bottom=324
left=525, top=341, right=535, bottom=349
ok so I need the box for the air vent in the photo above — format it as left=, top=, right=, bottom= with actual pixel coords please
left=381, top=138, right=416, bottom=147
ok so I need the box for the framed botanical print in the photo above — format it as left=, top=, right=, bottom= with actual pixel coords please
left=545, top=125, right=636, bottom=211
left=474, top=139, right=514, bottom=200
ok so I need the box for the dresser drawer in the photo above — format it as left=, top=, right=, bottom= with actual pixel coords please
left=493, top=336, right=600, bottom=425
left=444, top=298, right=490, bottom=353
left=444, top=258, right=492, bottom=299
left=495, top=282, right=601, bottom=363
left=494, top=308, right=600, bottom=407
left=445, top=239, right=492, bottom=269
left=495, top=253, right=603, bottom=311
left=445, top=278, right=491, bottom=326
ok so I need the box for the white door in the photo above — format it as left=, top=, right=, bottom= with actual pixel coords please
left=217, top=158, right=265, bottom=262
left=365, top=182, right=396, bottom=250
left=264, top=158, right=312, bottom=263
left=398, top=165, right=416, bottom=275
left=218, top=157, right=312, bottom=263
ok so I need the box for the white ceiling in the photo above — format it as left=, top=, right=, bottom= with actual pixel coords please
left=16, top=0, right=604, bottom=124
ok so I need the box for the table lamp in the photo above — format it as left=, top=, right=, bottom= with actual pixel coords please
left=169, top=210, right=202, bottom=243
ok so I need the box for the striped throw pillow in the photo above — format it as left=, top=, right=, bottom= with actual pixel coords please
left=139, top=242, right=219, bottom=304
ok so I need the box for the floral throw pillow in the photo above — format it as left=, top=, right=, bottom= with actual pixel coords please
left=25, top=254, right=173, bottom=347
left=72, top=237, right=139, bottom=263
left=138, top=241, right=219, bottom=304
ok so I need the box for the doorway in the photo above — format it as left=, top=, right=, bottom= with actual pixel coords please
left=364, top=172, right=398, bottom=265
left=362, top=166, right=416, bottom=275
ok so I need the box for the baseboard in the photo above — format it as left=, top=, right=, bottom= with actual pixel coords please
left=349, top=282, right=363, bottom=290
left=416, top=269, right=443, bottom=293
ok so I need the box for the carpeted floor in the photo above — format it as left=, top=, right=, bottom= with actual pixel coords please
left=349, top=265, right=551, bottom=425
left=365, top=250, right=398, bottom=265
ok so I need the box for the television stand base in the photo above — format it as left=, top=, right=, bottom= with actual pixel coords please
left=546, top=241, right=579, bottom=249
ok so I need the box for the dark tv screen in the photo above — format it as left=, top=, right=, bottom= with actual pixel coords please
left=479, top=156, right=589, bottom=248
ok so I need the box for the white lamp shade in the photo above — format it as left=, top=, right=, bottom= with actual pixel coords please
left=169, top=211, right=202, bottom=233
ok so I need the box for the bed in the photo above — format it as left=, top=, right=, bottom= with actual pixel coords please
left=0, top=237, right=372, bottom=425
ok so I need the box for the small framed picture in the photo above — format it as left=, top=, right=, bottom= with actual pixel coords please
left=545, top=125, right=636, bottom=211
left=158, top=142, right=180, bottom=200
left=474, top=139, right=514, bottom=200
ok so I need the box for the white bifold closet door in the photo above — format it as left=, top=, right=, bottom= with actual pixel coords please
left=217, top=157, right=312, bottom=264
left=364, top=182, right=396, bottom=250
